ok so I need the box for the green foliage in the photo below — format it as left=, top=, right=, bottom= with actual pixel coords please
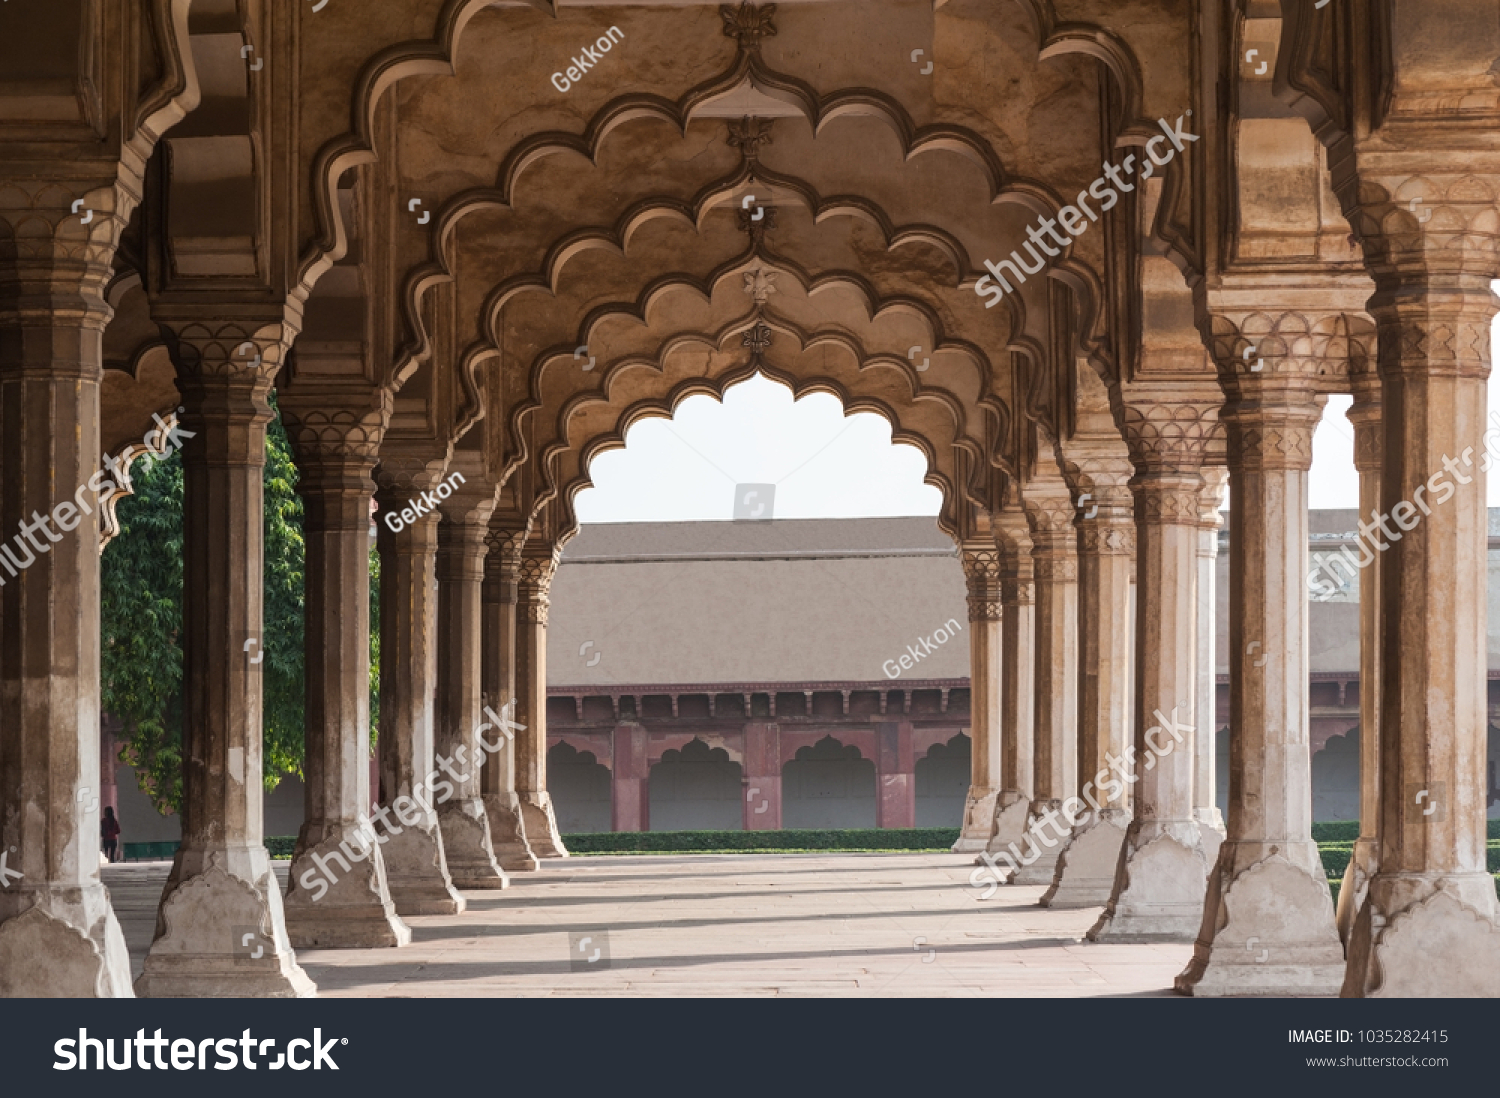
left=559, top=828, right=961, bottom=853
left=100, top=395, right=385, bottom=815
left=260, top=402, right=306, bottom=784
left=100, top=444, right=185, bottom=814
left=1310, top=821, right=1360, bottom=843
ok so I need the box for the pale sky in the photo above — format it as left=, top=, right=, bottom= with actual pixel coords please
left=574, top=314, right=1500, bottom=523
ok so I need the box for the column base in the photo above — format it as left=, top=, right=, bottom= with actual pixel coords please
left=1335, top=836, right=1377, bottom=944
left=519, top=792, right=569, bottom=859
left=1195, top=806, right=1225, bottom=868
left=282, top=822, right=411, bottom=949
left=1008, top=798, right=1070, bottom=885
left=974, top=791, right=1032, bottom=872
left=1041, top=808, right=1129, bottom=909
left=381, top=811, right=467, bottom=916
left=1343, top=873, right=1500, bottom=997
left=436, top=797, right=509, bottom=889
left=952, top=787, right=999, bottom=852
left=134, top=844, right=316, bottom=998
left=484, top=792, right=540, bottom=872
left=1087, top=819, right=1209, bottom=942
left=0, top=884, right=135, bottom=997
left=1174, top=843, right=1343, bottom=996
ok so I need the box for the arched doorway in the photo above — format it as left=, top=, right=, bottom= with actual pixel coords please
left=915, top=732, right=970, bottom=828
left=648, top=738, right=743, bottom=831
left=781, top=735, right=876, bottom=828
left=548, top=741, right=612, bottom=834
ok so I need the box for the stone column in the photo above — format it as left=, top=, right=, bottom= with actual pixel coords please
left=1194, top=468, right=1229, bottom=865
left=516, top=543, right=569, bottom=857
left=1089, top=418, right=1211, bottom=942
left=612, top=723, right=649, bottom=832
left=374, top=471, right=464, bottom=916
left=135, top=322, right=313, bottom=996
left=980, top=511, right=1035, bottom=867
left=1011, top=493, right=1079, bottom=885
left=1177, top=359, right=1342, bottom=995
left=0, top=187, right=135, bottom=996
left=743, top=721, right=783, bottom=829
left=1342, top=194, right=1500, bottom=996
left=481, top=522, right=538, bottom=870
left=280, top=417, right=409, bottom=948
left=875, top=721, right=915, bottom=829
left=1044, top=482, right=1135, bottom=908
left=434, top=482, right=508, bottom=889
left=1337, top=376, right=1381, bottom=942
left=952, top=541, right=1002, bottom=851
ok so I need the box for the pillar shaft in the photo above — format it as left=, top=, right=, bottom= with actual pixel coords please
left=981, top=514, right=1035, bottom=864
left=1011, top=496, right=1078, bottom=885
left=374, top=490, right=464, bottom=916
left=136, top=325, right=313, bottom=996
left=743, top=721, right=782, bottom=829
left=612, top=723, right=649, bottom=832
left=516, top=545, right=568, bottom=857
left=875, top=721, right=915, bottom=829
left=953, top=542, right=1001, bottom=851
left=1090, top=457, right=1209, bottom=942
left=1337, top=382, right=1381, bottom=941
left=0, top=193, right=134, bottom=996
left=1178, top=377, right=1342, bottom=996
left=1194, top=469, right=1227, bottom=839
left=434, top=497, right=508, bottom=889
left=480, top=523, right=538, bottom=870
left=1344, top=233, right=1500, bottom=995
left=280, top=445, right=408, bottom=948
left=1043, top=487, right=1134, bottom=908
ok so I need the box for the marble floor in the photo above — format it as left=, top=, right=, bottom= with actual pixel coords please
left=104, top=853, right=1191, bottom=997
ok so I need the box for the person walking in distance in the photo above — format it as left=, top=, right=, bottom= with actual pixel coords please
left=101, top=806, right=120, bottom=863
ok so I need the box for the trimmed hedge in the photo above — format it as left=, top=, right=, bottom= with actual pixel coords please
left=560, top=828, right=960, bottom=853
left=1314, top=820, right=1500, bottom=842
left=267, top=836, right=296, bottom=859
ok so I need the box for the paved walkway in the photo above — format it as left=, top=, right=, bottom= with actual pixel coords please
left=105, top=853, right=1190, bottom=997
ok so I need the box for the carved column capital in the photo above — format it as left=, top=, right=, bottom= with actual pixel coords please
left=1120, top=401, right=1218, bottom=472
left=518, top=545, right=562, bottom=625
left=961, top=543, right=1002, bottom=622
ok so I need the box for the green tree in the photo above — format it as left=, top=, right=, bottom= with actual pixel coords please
left=101, top=396, right=380, bottom=816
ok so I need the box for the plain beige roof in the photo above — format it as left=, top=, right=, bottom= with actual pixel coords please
left=548, top=518, right=969, bottom=687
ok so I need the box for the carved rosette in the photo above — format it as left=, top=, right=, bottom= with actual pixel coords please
left=721, top=2, right=776, bottom=51
left=961, top=544, right=1002, bottom=622
left=727, top=116, right=774, bottom=163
